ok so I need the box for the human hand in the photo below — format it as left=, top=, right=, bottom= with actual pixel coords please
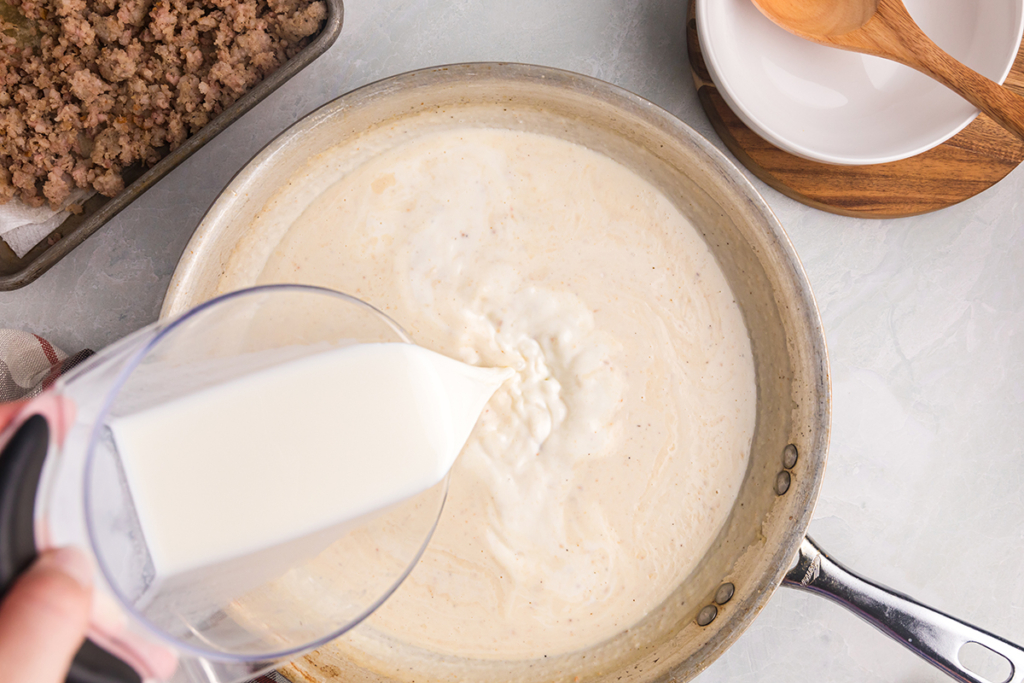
left=0, top=400, right=94, bottom=683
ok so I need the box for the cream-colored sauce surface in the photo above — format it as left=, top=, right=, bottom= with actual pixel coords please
left=234, top=123, right=756, bottom=660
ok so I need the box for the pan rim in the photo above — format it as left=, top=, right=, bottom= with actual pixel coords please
left=160, top=62, right=833, bottom=682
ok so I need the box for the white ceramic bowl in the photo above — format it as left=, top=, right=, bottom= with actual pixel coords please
left=696, top=0, right=1024, bottom=165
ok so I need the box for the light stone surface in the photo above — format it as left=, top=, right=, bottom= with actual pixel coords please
left=1, top=1, right=1022, bottom=681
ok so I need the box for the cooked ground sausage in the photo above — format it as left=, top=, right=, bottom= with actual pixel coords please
left=0, top=0, right=325, bottom=207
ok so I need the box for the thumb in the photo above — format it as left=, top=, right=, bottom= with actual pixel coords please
left=0, top=547, right=93, bottom=683
left=0, top=400, right=26, bottom=429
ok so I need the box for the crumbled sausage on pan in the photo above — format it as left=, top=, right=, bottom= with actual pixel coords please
left=0, top=0, right=325, bottom=208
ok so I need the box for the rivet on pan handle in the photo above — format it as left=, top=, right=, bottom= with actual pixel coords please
left=783, top=536, right=1023, bottom=683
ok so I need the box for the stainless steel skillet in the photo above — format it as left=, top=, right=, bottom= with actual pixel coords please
left=160, top=63, right=1024, bottom=683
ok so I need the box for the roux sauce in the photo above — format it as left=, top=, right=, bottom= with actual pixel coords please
left=226, top=123, right=756, bottom=661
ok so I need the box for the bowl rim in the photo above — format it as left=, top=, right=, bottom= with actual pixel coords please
left=695, top=0, right=1024, bottom=165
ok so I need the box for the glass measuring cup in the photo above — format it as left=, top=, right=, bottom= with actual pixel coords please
left=0, top=285, right=449, bottom=683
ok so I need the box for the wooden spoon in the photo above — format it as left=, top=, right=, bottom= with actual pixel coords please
left=750, top=0, right=1024, bottom=141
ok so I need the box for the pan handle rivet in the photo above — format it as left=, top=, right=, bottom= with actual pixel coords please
left=696, top=604, right=718, bottom=627
left=775, top=470, right=791, bottom=496
left=715, top=582, right=735, bottom=605
left=782, top=444, right=798, bottom=469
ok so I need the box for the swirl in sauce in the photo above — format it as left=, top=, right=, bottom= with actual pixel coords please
left=239, top=124, right=756, bottom=661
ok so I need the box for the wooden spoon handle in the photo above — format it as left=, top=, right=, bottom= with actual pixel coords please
left=867, top=0, right=1024, bottom=142
left=910, top=41, right=1024, bottom=142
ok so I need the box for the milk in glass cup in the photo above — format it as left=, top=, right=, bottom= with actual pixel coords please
left=0, top=285, right=466, bottom=683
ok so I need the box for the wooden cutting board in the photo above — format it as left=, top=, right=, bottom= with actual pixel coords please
left=687, top=0, right=1024, bottom=218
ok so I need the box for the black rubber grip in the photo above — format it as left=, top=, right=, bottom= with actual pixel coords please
left=68, top=640, right=144, bottom=683
left=0, top=415, right=142, bottom=683
left=0, top=415, right=50, bottom=596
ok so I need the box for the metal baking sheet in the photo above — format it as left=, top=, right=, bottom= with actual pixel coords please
left=0, top=0, right=344, bottom=291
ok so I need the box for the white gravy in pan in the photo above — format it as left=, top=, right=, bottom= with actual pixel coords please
left=221, top=118, right=756, bottom=661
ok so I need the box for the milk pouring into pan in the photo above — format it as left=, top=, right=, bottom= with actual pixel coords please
left=0, top=285, right=510, bottom=683
left=88, top=64, right=1022, bottom=683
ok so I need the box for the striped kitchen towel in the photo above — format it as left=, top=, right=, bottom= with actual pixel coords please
left=0, top=329, right=93, bottom=400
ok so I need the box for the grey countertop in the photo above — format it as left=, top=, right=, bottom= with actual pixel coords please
left=2, top=1, right=1022, bottom=681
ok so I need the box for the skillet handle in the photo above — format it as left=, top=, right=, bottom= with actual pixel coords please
left=783, top=536, right=1024, bottom=683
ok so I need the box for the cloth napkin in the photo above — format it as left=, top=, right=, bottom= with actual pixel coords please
left=0, top=328, right=294, bottom=683
left=0, top=328, right=93, bottom=400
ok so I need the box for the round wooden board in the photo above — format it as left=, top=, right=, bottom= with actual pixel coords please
left=686, top=1, right=1024, bottom=218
